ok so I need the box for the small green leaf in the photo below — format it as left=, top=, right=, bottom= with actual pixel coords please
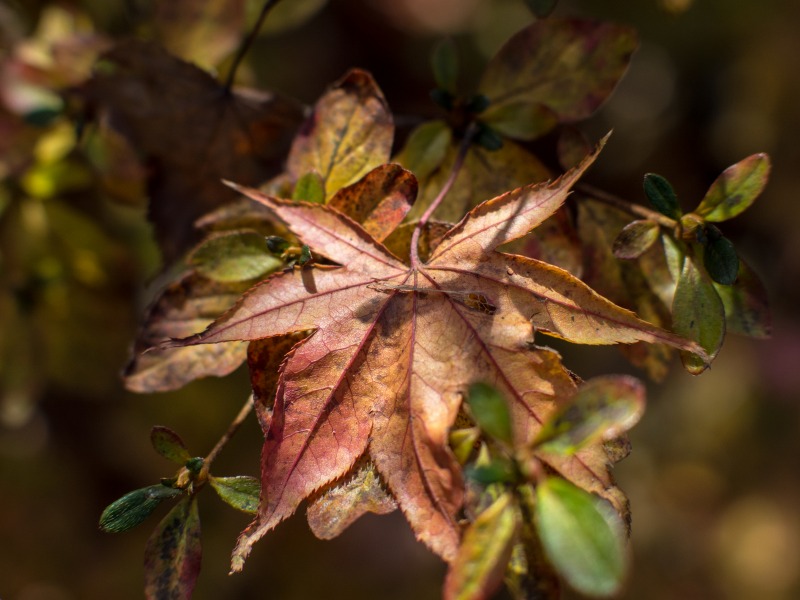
left=185, top=457, right=204, bottom=475
left=701, top=225, right=739, bottom=285
left=188, top=231, right=283, bottom=283
left=481, top=102, right=558, bottom=141
left=473, top=122, right=504, bottom=151
left=395, top=120, right=452, bottom=181
left=523, top=0, right=559, bottom=18
left=150, top=426, right=191, bottom=464
left=612, top=220, right=660, bottom=260
left=431, top=38, right=459, bottom=94
left=535, top=478, right=627, bottom=597
left=464, top=94, right=490, bottom=115
left=99, top=484, right=182, bottom=533
left=265, top=236, right=290, bottom=255
left=695, top=153, right=770, bottom=222
left=713, top=259, right=771, bottom=339
left=450, top=427, right=481, bottom=465
left=430, top=88, right=455, bottom=111
left=144, top=497, right=202, bottom=600
left=444, top=492, right=519, bottom=600
left=672, top=257, right=725, bottom=373
left=210, top=476, right=260, bottom=514
left=643, top=173, right=681, bottom=220
left=466, top=458, right=517, bottom=485
left=533, top=376, right=645, bottom=455
left=292, top=171, right=325, bottom=204
left=298, top=244, right=312, bottom=265
left=467, top=382, right=513, bottom=445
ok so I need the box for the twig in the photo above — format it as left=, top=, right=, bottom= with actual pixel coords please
left=223, top=0, right=283, bottom=93
left=201, top=395, right=254, bottom=475
left=576, top=183, right=677, bottom=229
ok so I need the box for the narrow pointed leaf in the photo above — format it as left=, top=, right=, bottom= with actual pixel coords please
left=292, top=171, right=325, bottom=204
left=672, top=256, right=725, bottom=373
left=432, top=38, right=459, bottom=94
left=394, top=120, right=452, bottom=181
left=444, top=492, right=519, bottom=600
left=523, top=0, right=559, bottom=18
left=188, top=231, right=283, bottom=283
left=535, top=478, right=627, bottom=597
left=467, top=382, right=513, bottom=445
left=450, top=427, right=481, bottom=465
left=695, top=154, right=770, bottom=222
left=713, top=259, right=771, bottom=338
left=643, top=173, right=681, bottom=220
left=151, top=426, right=191, bottom=465
left=701, top=225, right=739, bottom=285
left=99, top=484, right=182, bottom=533
left=612, top=220, right=659, bottom=260
left=533, top=376, right=645, bottom=455
left=210, top=476, right=260, bottom=514
left=144, top=497, right=202, bottom=600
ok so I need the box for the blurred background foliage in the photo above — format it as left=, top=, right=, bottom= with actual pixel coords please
left=1, top=0, right=799, bottom=598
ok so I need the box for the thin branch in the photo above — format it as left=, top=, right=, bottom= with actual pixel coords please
left=223, top=0, right=283, bottom=93
left=576, top=183, right=677, bottom=229
left=202, top=395, right=254, bottom=473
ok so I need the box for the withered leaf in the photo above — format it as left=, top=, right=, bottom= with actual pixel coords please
left=83, top=40, right=303, bottom=262
left=168, top=142, right=704, bottom=570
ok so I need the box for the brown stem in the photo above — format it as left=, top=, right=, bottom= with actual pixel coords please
left=200, top=395, right=254, bottom=479
left=223, top=0, right=283, bottom=93
left=576, top=182, right=677, bottom=229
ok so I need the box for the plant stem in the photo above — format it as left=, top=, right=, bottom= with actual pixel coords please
left=410, top=123, right=477, bottom=267
left=200, top=395, right=254, bottom=477
left=576, top=183, right=677, bottom=229
left=223, top=0, right=283, bottom=93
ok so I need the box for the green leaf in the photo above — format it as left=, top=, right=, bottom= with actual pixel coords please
left=99, top=484, right=182, bottom=533
left=672, top=256, right=724, bottom=373
left=150, top=426, right=191, bottom=464
left=466, top=458, right=517, bottom=486
left=144, top=497, right=202, bottom=600
left=432, top=38, right=459, bottom=94
left=533, top=375, right=645, bottom=455
left=188, top=231, right=283, bottom=283
left=612, top=220, right=660, bottom=260
left=643, top=173, right=681, bottom=220
left=292, top=171, right=326, bottom=204
left=450, top=427, right=481, bottom=465
left=523, top=0, right=559, bottom=17
left=395, top=120, right=452, bottom=181
left=467, top=382, right=513, bottom=445
left=695, top=153, right=770, bottom=222
left=713, top=259, right=771, bottom=339
left=185, top=457, right=204, bottom=475
left=481, top=101, right=558, bottom=141
left=701, top=225, right=739, bottom=285
left=210, top=476, right=260, bottom=514
left=444, top=492, right=519, bottom=600
left=535, top=478, right=627, bottom=597
left=473, top=122, right=504, bottom=151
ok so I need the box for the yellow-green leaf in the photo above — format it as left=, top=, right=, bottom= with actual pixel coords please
left=187, top=231, right=283, bottom=283
left=467, top=382, right=513, bottom=445
left=612, top=220, right=660, bottom=260
left=713, top=259, right=771, bottom=339
left=695, top=153, right=770, bottom=222
left=394, top=120, right=452, bottom=181
left=210, top=476, right=260, bottom=514
left=481, top=101, right=559, bottom=141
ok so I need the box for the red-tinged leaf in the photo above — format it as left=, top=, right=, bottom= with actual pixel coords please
left=286, top=69, right=393, bottom=200
left=144, top=497, right=202, bottom=600
left=168, top=142, right=704, bottom=570
left=394, top=120, right=452, bottom=181
left=83, top=40, right=303, bottom=262
left=672, top=256, right=725, bottom=374
left=713, top=259, right=771, bottom=339
left=557, top=126, right=593, bottom=171
left=444, top=492, right=519, bottom=600
left=327, top=163, right=418, bottom=242
left=306, top=457, right=397, bottom=540
left=695, top=154, right=771, bottom=222
left=520, top=207, right=584, bottom=278
left=151, top=426, right=191, bottom=465
left=612, top=220, right=660, bottom=260
left=478, top=19, right=637, bottom=124
left=124, top=273, right=251, bottom=393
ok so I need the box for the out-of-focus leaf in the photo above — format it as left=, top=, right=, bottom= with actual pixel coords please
left=306, top=458, right=397, bottom=540
left=533, top=376, right=645, bottom=455
left=523, top=0, right=559, bottom=17
left=450, top=427, right=481, bottom=465
left=713, top=259, right=771, bottom=339
left=643, top=173, right=681, bottom=220
left=210, top=476, right=260, bottom=514
left=466, top=458, right=518, bottom=486
left=144, top=497, right=202, bottom=600
left=151, top=426, right=191, bottom=465
left=327, top=163, right=417, bottom=242
left=252, top=0, right=328, bottom=35
left=382, top=220, right=452, bottom=264
left=467, top=382, right=513, bottom=445
left=286, top=69, right=393, bottom=200
left=292, top=171, right=325, bottom=204
left=123, top=273, right=251, bottom=393
left=444, top=492, right=519, bottom=600
left=432, top=38, right=459, bottom=94
left=701, top=225, right=739, bottom=285
left=187, top=230, right=282, bottom=283
left=557, top=126, right=591, bottom=171
left=479, top=19, right=636, bottom=125
left=520, top=207, right=583, bottom=278
left=481, top=102, right=558, bottom=141
left=535, top=478, right=627, bottom=597
left=99, top=484, right=182, bottom=533
left=83, top=40, right=303, bottom=262
left=695, top=153, right=770, bottom=222
left=672, top=256, right=724, bottom=374
left=473, top=122, right=504, bottom=151
left=612, top=220, right=659, bottom=260
left=394, top=120, right=452, bottom=181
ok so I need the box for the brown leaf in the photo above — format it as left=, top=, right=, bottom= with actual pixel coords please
left=170, top=143, right=705, bottom=570
left=83, top=40, right=303, bottom=262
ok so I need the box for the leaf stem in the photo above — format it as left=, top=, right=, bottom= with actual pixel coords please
left=199, top=395, right=254, bottom=479
left=410, top=123, right=477, bottom=267
left=576, top=183, right=677, bottom=229
left=223, top=0, right=283, bottom=93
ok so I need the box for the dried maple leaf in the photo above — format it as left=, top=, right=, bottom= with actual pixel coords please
left=165, top=141, right=705, bottom=569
